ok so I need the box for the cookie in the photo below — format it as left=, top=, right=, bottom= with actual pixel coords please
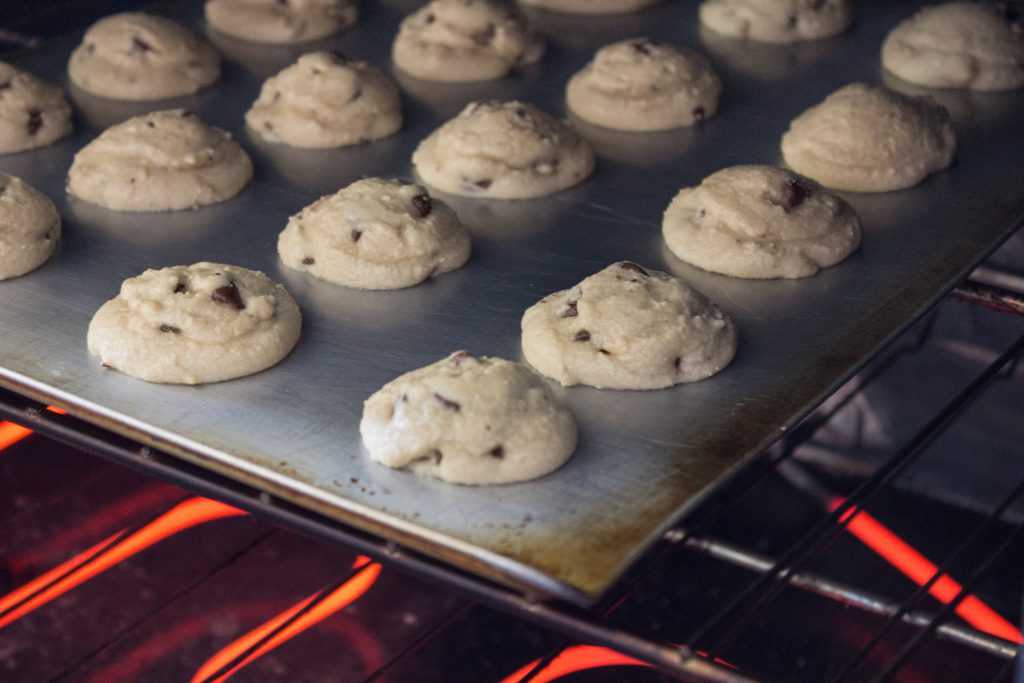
left=245, top=51, right=401, bottom=149
left=699, top=0, right=853, bottom=44
left=780, top=83, right=956, bottom=192
left=278, top=178, right=471, bottom=290
left=205, top=0, right=358, bottom=44
left=360, top=351, right=577, bottom=485
left=519, top=0, right=660, bottom=14
left=392, top=0, right=544, bottom=82
left=87, top=262, right=301, bottom=385
left=412, top=100, right=594, bottom=199
left=566, top=39, right=722, bottom=131
left=662, top=165, right=861, bottom=279
left=0, top=174, right=61, bottom=281
left=68, top=12, right=220, bottom=101
left=0, top=62, right=73, bottom=154
left=882, top=2, right=1024, bottom=92
left=67, top=109, right=253, bottom=212
left=521, top=262, right=737, bottom=390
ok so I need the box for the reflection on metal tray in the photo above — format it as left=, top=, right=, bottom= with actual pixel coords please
left=1, top=0, right=1023, bottom=604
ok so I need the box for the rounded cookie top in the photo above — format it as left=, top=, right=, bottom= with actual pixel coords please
left=662, top=165, right=861, bottom=279
left=412, top=100, right=594, bottom=199
left=0, top=173, right=61, bottom=281
left=245, top=51, right=401, bottom=149
left=0, top=62, right=73, bottom=154
left=699, top=0, right=853, bottom=44
left=68, top=12, right=221, bottom=101
left=567, top=39, right=722, bottom=131
left=521, top=262, right=737, bottom=390
left=87, top=262, right=301, bottom=385
left=882, top=2, right=1024, bottom=92
left=519, top=0, right=661, bottom=14
left=67, top=109, right=253, bottom=212
left=205, top=0, right=358, bottom=44
left=780, top=83, right=956, bottom=193
left=392, top=0, right=544, bottom=82
left=360, top=351, right=577, bottom=485
left=278, top=178, right=471, bottom=290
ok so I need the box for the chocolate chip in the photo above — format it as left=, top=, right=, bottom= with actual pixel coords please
left=273, top=91, right=281, bottom=102
left=489, top=445, right=505, bottom=459
left=474, top=179, right=492, bottom=190
left=620, top=262, right=649, bottom=276
left=787, top=14, right=798, bottom=28
left=264, top=121, right=274, bottom=131
left=574, top=330, right=591, bottom=342
left=673, top=356, right=681, bottom=369
left=473, top=23, right=496, bottom=45
left=348, top=86, right=362, bottom=102
left=43, top=230, right=52, bottom=240
left=351, top=229, right=362, bottom=242
left=181, top=110, right=195, bottom=118
left=26, top=109, right=42, bottom=136
left=693, top=106, right=706, bottom=124
left=782, top=179, right=813, bottom=208
left=159, top=324, right=181, bottom=334
left=211, top=282, right=244, bottom=310
left=412, top=194, right=432, bottom=217
left=132, top=37, right=153, bottom=53
left=629, top=40, right=652, bottom=56
left=86, top=42, right=96, bottom=54
left=302, top=256, right=315, bottom=265
left=429, top=449, right=442, bottom=464
left=327, top=50, right=346, bottom=64
left=434, top=393, right=461, bottom=411
left=561, top=301, right=578, bottom=318
left=146, top=121, right=155, bottom=128
left=174, top=282, right=186, bottom=293
left=0, top=81, right=10, bottom=92
left=425, top=12, right=435, bottom=24
left=450, top=350, right=472, bottom=365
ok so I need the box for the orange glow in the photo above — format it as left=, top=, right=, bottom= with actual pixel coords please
left=0, top=421, right=32, bottom=450
left=500, top=645, right=650, bottom=683
left=191, top=557, right=382, bottom=683
left=0, top=498, right=245, bottom=629
left=46, top=405, right=68, bottom=415
left=830, top=497, right=1023, bottom=644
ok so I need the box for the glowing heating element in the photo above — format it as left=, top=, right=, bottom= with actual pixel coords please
left=500, top=645, right=650, bottom=683
left=191, top=557, right=382, bottom=683
left=830, top=497, right=1023, bottom=644
left=0, top=421, right=32, bottom=450
left=0, top=498, right=245, bottom=629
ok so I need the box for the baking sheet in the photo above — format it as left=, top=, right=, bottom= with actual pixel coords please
left=2, top=0, right=1023, bottom=604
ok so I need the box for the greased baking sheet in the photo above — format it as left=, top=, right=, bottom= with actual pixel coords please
left=2, top=0, right=1023, bottom=603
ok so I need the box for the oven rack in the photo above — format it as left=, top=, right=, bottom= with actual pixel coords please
left=3, top=278, right=1021, bottom=682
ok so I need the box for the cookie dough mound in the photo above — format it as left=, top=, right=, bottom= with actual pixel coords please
left=781, top=83, right=956, bottom=192
left=0, top=174, right=61, bottom=280
left=0, top=62, right=73, bottom=154
left=520, top=0, right=660, bottom=14
left=521, top=262, right=737, bottom=389
left=68, top=12, right=221, bottom=101
left=567, top=39, right=722, bottom=131
left=278, top=178, right=470, bottom=290
left=662, top=165, right=861, bottom=279
left=205, top=0, right=358, bottom=44
left=360, top=351, right=577, bottom=485
left=699, top=0, right=853, bottom=44
left=392, top=0, right=544, bottom=82
left=87, top=262, right=301, bottom=384
left=67, top=109, right=253, bottom=212
left=413, top=100, right=594, bottom=199
left=245, top=51, right=401, bottom=148
left=882, top=2, right=1024, bottom=92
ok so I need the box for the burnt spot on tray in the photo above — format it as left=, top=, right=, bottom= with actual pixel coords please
left=489, top=445, right=505, bottom=459
left=301, top=256, right=315, bottom=265
left=211, top=282, right=245, bottom=310
left=574, top=330, right=591, bottom=342
left=434, top=393, right=461, bottom=411
left=412, top=194, right=432, bottom=217
left=27, top=109, right=42, bottom=136
left=561, top=300, right=579, bottom=318
left=782, top=179, right=812, bottom=209
left=351, top=229, right=363, bottom=242
left=159, top=324, right=181, bottom=334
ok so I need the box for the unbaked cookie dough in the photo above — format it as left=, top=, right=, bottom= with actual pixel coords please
left=699, top=0, right=853, bottom=44
left=521, top=262, right=737, bottom=390
left=566, top=39, right=722, bottom=131
left=67, top=109, right=253, bottom=212
left=88, top=262, right=301, bottom=384
left=781, top=83, right=956, bottom=192
left=360, top=351, right=577, bottom=485
left=662, top=165, right=861, bottom=279
left=392, top=0, right=544, bottom=82
left=519, top=0, right=660, bottom=14
left=205, top=0, right=358, bottom=44
left=278, top=178, right=471, bottom=289
left=0, top=173, right=61, bottom=280
left=246, top=51, right=401, bottom=148
left=413, top=100, right=594, bottom=199
left=0, top=62, right=73, bottom=154
left=882, top=2, right=1024, bottom=91
left=68, top=12, right=220, bottom=101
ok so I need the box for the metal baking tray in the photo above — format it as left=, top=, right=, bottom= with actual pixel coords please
left=2, top=0, right=1023, bottom=605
